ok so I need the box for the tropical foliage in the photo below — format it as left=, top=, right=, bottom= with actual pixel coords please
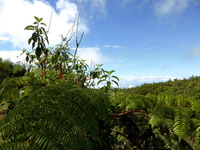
left=0, top=16, right=200, bottom=150
left=0, top=58, right=26, bottom=84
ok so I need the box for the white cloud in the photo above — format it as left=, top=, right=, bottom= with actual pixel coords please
left=0, top=50, right=26, bottom=63
left=76, top=47, right=104, bottom=65
left=0, top=46, right=106, bottom=65
left=0, top=37, right=9, bottom=41
left=154, top=0, right=189, bottom=19
left=0, top=0, right=88, bottom=49
left=118, top=75, right=178, bottom=87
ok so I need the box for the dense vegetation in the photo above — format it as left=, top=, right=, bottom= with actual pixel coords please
left=0, top=58, right=26, bottom=84
left=0, top=16, right=200, bottom=149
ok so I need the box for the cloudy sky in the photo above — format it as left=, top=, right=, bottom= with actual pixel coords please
left=0, top=0, right=200, bottom=88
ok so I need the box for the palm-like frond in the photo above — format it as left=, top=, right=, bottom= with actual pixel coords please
left=110, top=92, right=198, bottom=149
left=0, top=84, right=110, bottom=149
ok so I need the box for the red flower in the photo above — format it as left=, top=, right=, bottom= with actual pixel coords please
left=41, top=71, right=45, bottom=76
left=59, top=73, right=63, bottom=79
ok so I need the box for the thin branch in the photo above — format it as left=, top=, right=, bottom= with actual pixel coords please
left=70, top=0, right=85, bottom=70
left=62, top=18, right=76, bottom=46
left=74, top=32, right=84, bottom=57
left=111, top=129, right=130, bottom=139
left=74, top=0, right=84, bottom=57
left=47, top=11, right=53, bottom=33
left=112, top=109, right=174, bottom=120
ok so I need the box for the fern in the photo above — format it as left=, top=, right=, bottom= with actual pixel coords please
left=173, top=110, right=190, bottom=139
left=0, top=84, right=111, bottom=149
left=110, top=92, right=199, bottom=149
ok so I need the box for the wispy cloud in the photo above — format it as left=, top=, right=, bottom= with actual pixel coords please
left=142, top=45, right=165, bottom=51
left=154, top=0, right=189, bottom=19
left=72, top=0, right=107, bottom=17
left=0, top=0, right=88, bottom=49
left=90, top=0, right=106, bottom=14
left=187, top=46, right=200, bottom=58
left=104, top=45, right=121, bottom=48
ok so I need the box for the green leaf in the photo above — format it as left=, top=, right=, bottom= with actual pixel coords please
left=24, top=25, right=35, bottom=30
left=39, top=28, right=43, bottom=34
left=110, top=70, right=115, bottom=74
left=96, top=64, right=103, bottom=67
left=32, top=32, right=38, bottom=42
left=31, top=54, right=35, bottom=61
left=97, top=79, right=106, bottom=85
left=111, top=75, right=119, bottom=81
left=34, top=16, right=40, bottom=22
left=38, top=18, right=43, bottom=22
left=62, top=55, right=69, bottom=61
left=36, top=47, right=42, bottom=59
left=28, top=37, right=32, bottom=45
left=32, top=41, right=36, bottom=49
left=41, top=27, right=49, bottom=44
left=107, top=81, right=111, bottom=88
left=112, top=80, right=119, bottom=87
left=100, top=75, right=108, bottom=80
left=44, top=48, right=48, bottom=56
left=41, top=23, right=47, bottom=26
left=26, top=55, right=29, bottom=62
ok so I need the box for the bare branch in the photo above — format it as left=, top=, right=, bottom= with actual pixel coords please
left=74, top=0, right=84, bottom=57
left=47, top=11, right=53, bottom=33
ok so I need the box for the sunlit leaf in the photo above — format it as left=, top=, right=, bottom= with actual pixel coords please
left=38, top=18, right=43, bottom=22
left=24, top=25, right=34, bottom=30
left=110, top=70, right=115, bottom=74
left=34, top=16, right=40, bottom=22
left=41, top=23, right=47, bottom=26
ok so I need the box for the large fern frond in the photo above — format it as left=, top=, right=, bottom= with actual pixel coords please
left=0, top=84, right=110, bottom=149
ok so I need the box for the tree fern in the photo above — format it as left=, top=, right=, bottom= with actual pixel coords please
left=0, top=84, right=111, bottom=149
left=173, top=110, right=190, bottom=139
left=110, top=92, right=198, bottom=149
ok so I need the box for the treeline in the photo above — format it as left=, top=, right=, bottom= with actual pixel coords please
left=120, top=76, right=200, bottom=99
left=0, top=58, right=26, bottom=84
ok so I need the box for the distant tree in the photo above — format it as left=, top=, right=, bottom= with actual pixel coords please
left=0, top=58, right=26, bottom=84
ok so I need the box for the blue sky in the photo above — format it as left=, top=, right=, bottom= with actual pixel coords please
left=0, top=0, right=200, bottom=87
